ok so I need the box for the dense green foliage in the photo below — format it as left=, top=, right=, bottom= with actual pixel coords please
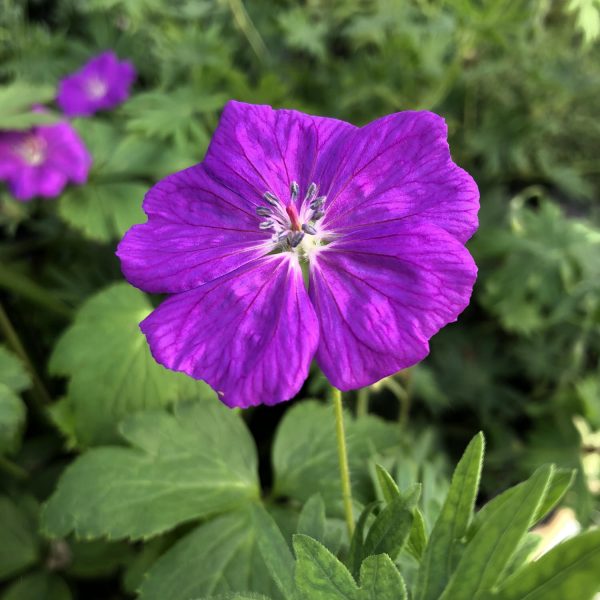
left=1, top=0, right=600, bottom=598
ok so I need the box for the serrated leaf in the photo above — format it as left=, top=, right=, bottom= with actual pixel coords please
left=41, top=401, right=259, bottom=540
left=415, top=432, right=485, bottom=600
left=0, top=496, right=40, bottom=581
left=58, top=181, right=146, bottom=243
left=293, top=534, right=359, bottom=600
left=298, top=494, right=327, bottom=543
left=273, top=402, right=401, bottom=511
left=250, top=504, right=295, bottom=599
left=49, top=283, right=215, bottom=445
left=0, top=572, right=71, bottom=600
left=489, top=529, right=600, bottom=600
left=139, top=508, right=279, bottom=600
left=358, top=554, right=407, bottom=600
left=439, top=465, right=553, bottom=600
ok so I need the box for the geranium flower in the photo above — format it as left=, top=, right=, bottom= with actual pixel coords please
left=0, top=121, right=91, bottom=201
left=57, top=51, right=136, bottom=117
left=117, top=101, right=479, bottom=408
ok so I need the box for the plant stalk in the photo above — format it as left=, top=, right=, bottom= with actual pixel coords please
left=332, top=386, right=355, bottom=538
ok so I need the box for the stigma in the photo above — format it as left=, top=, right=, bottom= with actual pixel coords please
left=257, top=181, right=328, bottom=258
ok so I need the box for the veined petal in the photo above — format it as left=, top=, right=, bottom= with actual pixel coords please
left=203, top=100, right=355, bottom=208
left=322, top=111, right=479, bottom=243
left=141, top=255, right=319, bottom=408
left=309, top=222, right=477, bottom=390
left=117, top=164, right=273, bottom=293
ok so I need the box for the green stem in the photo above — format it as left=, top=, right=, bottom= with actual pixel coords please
left=356, top=387, right=369, bottom=418
left=0, top=455, right=28, bottom=480
left=0, top=301, right=51, bottom=416
left=332, top=387, right=355, bottom=538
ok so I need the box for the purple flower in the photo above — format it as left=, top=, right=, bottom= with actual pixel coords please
left=117, top=101, right=479, bottom=408
left=57, top=51, right=136, bottom=117
left=0, top=121, right=91, bottom=201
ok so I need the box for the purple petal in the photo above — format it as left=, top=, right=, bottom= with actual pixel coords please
left=203, top=100, right=355, bottom=209
left=321, top=111, right=479, bottom=244
left=141, top=255, right=319, bottom=408
left=117, top=164, right=275, bottom=293
left=309, top=222, right=477, bottom=390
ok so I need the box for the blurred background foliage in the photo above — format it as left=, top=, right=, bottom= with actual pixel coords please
left=1, top=0, right=600, bottom=598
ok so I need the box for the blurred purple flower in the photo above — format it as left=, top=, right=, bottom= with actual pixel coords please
left=57, top=51, right=136, bottom=117
left=117, top=101, right=479, bottom=408
left=0, top=121, right=91, bottom=201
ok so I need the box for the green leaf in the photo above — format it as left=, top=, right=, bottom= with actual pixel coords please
left=66, top=539, right=133, bottom=579
left=363, top=496, right=413, bottom=560
left=139, top=508, right=279, bottom=600
left=415, top=432, right=485, bottom=600
left=0, top=346, right=29, bottom=454
left=41, top=401, right=259, bottom=540
left=58, top=181, right=146, bottom=243
left=250, top=504, right=295, bottom=599
left=490, top=529, right=600, bottom=600
left=293, top=534, right=359, bottom=600
left=0, top=495, right=40, bottom=581
left=273, top=402, right=401, bottom=511
left=468, top=467, right=575, bottom=541
left=0, top=82, right=59, bottom=130
left=49, top=283, right=215, bottom=445
left=0, top=345, right=30, bottom=392
left=439, top=465, right=553, bottom=600
left=0, top=572, right=71, bottom=600
left=194, top=595, right=274, bottom=600
left=298, top=494, right=327, bottom=543
left=406, top=508, right=428, bottom=561
left=358, top=554, right=407, bottom=600
left=348, top=502, right=379, bottom=577
left=374, top=464, right=401, bottom=504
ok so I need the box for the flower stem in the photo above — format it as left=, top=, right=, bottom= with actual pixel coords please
left=0, top=301, right=51, bottom=417
left=356, top=387, right=369, bottom=418
left=332, top=386, right=355, bottom=538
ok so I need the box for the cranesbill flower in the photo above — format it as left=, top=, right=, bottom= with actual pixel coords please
left=0, top=121, right=91, bottom=201
left=57, top=51, right=136, bottom=117
left=117, top=101, right=479, bottom=408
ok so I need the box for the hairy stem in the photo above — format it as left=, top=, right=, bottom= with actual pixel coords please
left=332, top=386, right=355, bottom=538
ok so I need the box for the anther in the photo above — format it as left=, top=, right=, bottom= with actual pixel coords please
left=256, top=207, right=272, bottom=216
left=289, top=232, right=305, bottom=248
left=305, top=183, right=318, bottom=203
left=302, top=223, right=317, bottom=235
left=310, top=196, right=326, bottom=210
left=263, top=192, right=280, bottom=206
left=290, top=181, right=299, bottom=202
left=312, top=210, right=325, bottom=221
left=259, top=220, right=274, bottom=230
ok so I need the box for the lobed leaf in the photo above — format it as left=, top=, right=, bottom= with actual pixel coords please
left=41, top=401, right=259, bottom=540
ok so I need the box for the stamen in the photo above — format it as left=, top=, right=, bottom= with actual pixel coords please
left=289, top=232, right=305, bottom=248
left=312, top=210, right=325, bottom=221
left=256, top=207, right=272, bottom=216
left=302, top=223, right=317, bottom=235
left=290, top=181, right=299, bottom=202
left=263, top=192, right=280, bottom=206
left=310, top=196, right=326, bottom=210
left=305, top=183, right=318, bottom=204
left=259, top=220, right=274, bottom=230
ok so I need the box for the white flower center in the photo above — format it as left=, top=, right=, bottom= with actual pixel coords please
left=15, top=135, right=47, bottom=166
left=86, top=77, right=108, bottom=100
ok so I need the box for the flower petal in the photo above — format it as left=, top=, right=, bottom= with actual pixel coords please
left=141, top=255, right=319, bottom=408
left=203, top=100, right=355, bottom=208
left=309, top=222, right=477, bottom=390
left=322, top=111, right=479, bottom=243
left=117, top=164, right=274, bottom=293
